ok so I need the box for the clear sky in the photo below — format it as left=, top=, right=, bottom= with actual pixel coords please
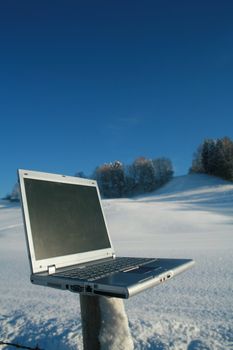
left=1, top=0, right=233, bottom=197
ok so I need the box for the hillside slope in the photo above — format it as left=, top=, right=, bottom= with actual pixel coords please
left=137, top=173, right=233, bottom=210
left=0, top=174, right=233, bottom=350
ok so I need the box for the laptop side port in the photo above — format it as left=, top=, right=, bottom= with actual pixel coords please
left=167, top=270, right=174, bottom=279
left=159, top=271, right=174, bottom=283
left=70, top=285, right=84, bottom=293
left=86, top=285, right=93, bottom=293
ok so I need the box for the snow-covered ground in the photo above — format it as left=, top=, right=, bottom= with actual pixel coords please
left=0, top=174, right=233, bottom=350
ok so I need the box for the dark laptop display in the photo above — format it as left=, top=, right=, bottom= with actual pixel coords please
left=24, top=178, right=111, bottom=260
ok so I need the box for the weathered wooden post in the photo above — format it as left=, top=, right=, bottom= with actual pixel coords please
left=80, top=295, right=102, bottom=349
left=80, top=295, right=134, bottom=350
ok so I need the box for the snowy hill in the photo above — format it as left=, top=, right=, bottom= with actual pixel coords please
left=136, top=173, right=233, bottom=208
left=154, top=173, right=230, bottom=194
left=0, top=174, right=233, bottom=350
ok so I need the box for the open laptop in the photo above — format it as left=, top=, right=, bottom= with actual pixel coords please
left=18, top=169, right=194, bottom=299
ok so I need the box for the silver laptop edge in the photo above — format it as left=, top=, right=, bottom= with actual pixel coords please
left=30, top=258, right=195, bottom=298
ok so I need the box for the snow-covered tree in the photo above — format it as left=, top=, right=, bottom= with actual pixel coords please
left=189, top=143, right=204, bottom=174
left=10, top=183, right=20, bottom=201
left=201, top=139, right=217, bottom=174
left=152, top=158, right=174, bottom=186
left=214, top=137, right=233, bottom=181
left=93, top=161, right=126, bottom=198
left=111, top=161, right=126, bottom=197
left=129, top=157, right=156, bottom=193
left=190, top=137, right=233, bottom=181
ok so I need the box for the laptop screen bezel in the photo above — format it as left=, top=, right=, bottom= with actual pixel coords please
left=18, top=169, right=115, bottom=274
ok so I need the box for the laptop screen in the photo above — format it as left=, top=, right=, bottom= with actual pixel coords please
left=24, top=178, right=111, bottom=260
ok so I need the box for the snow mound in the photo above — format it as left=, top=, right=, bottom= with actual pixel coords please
left=132, top=174, right=233, bottom=217
left=154, top=173, right=230, bottom=195
left=99, top=297, right=134, bottom=350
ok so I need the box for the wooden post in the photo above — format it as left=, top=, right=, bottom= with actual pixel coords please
left=79, top=294, right=134, bottom=350
left=80, top=295, right=102, bottom=350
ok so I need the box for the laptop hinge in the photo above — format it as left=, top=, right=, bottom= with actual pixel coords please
left=48, top=265, right=56, bottom=275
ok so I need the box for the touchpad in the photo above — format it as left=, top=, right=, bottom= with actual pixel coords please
left=124, top=266, right=155, bottom=274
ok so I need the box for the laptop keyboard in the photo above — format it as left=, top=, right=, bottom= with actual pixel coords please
left=53, top=257, right=157, bottom=281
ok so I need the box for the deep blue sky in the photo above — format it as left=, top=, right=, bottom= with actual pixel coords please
left=1, top=0, right=233, bottom=197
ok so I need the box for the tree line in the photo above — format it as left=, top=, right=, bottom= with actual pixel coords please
left=190, top=137, right=233, bottom=181
left=89, top=157, right=174, bottom=198
left=4, top=136, right=233, bottom=201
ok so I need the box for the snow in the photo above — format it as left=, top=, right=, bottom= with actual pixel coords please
left=99, top=297, right=134, bottom=350
left=0, top=174, right=233, bottom=349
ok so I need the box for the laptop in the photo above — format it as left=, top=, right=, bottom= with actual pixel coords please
left=18, top=169, right=195, bottom=299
